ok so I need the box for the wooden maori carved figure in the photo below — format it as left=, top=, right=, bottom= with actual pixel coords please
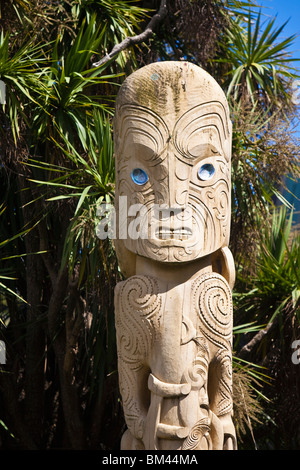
left=113, top=61, right=236, bottom=450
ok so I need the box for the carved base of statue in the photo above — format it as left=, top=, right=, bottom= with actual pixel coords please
left=114, top=255, right=236, bottom=450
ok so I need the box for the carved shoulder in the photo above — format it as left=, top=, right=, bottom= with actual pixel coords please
left=211, top=247, right=235, bottom=290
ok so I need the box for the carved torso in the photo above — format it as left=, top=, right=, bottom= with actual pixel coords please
left=115, top=267, right=234, bottom=450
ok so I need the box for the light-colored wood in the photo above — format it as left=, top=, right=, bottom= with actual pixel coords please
left=113, top=61, right=236, bottom=450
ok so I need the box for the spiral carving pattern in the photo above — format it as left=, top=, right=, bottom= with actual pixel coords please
left=116, top=275, right=162, bottom=361
left=183, top=338, right=209, bottom=390
left=192, top=272, right=232, bottom=348
left=182, top=417, right=211, bottom=450
left=115, top=276, right=162, bottom=440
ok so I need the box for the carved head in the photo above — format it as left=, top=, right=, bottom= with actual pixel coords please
left=114, top=61, right=232, bottom=264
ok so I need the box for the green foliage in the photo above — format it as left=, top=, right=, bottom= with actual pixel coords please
left=235, top=206, right=300, bottom=329
left=218, top=10, right=299, bottom=107
left=75, top=0, right=149, bottom=40
left=0, top=0, right=144, bottom=450
left=233, top=206, right=300, bottom=448
left=229, top=98, right=299, bottom=261
left=0, top=31, right=47, bottom=141
left=30, top=17, right=120, bottom=149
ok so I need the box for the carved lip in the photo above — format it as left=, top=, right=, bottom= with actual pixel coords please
left=155, top=226, right=193, bottom=240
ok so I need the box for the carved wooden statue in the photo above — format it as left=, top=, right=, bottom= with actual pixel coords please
left=113, top=61, right=236, bottom=450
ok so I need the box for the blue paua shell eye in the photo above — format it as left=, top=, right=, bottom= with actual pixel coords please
left=198, top=163, right=215, bottom=181
left=131, top=168, right=149, bottom=185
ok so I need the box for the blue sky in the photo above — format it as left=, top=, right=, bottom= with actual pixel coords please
left=258, top=0, right=300, bottom=64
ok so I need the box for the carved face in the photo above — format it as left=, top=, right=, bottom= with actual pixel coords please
left=114, top=62, right=232, bottom=263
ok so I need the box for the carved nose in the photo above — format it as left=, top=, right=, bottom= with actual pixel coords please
left=167, top=184, right=188, bottom=208
left=167, top=152, right=190, bottom=208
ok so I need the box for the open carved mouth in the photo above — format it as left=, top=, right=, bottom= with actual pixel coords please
left=155, top=226, right=193, bottom=240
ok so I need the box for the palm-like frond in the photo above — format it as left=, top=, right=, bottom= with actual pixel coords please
left=0, top=31, right=47, bottom=141
left=218, top=10, right=299, bottom=106
left=31, top=16, right=121, bottom=149
left=27, top=109, right=115, bottom=277
left=73, top=0, right=150, bottom=70
left=234, top=206, right=300, bottom=447
left=235, top=206, right=300, bottom=329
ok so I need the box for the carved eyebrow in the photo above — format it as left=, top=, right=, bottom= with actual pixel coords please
left=114, top=104, right=172, bottom=168
left=123, top=126, right=160, bottom=152
left=174, top=121, right=225, bottom=161
left=172, top=101, right=230, bottom=161
left=173, top=101, right=230, bottom=136
left=115, top=104, right=170, bottom=149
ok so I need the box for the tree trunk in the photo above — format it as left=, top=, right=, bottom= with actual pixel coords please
left=18, top=173, right=46, bottom=446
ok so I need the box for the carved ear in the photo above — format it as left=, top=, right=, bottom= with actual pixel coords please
left=211, top=247, right=235, bottom=290
left=113, top=239, right=137, bottom=278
